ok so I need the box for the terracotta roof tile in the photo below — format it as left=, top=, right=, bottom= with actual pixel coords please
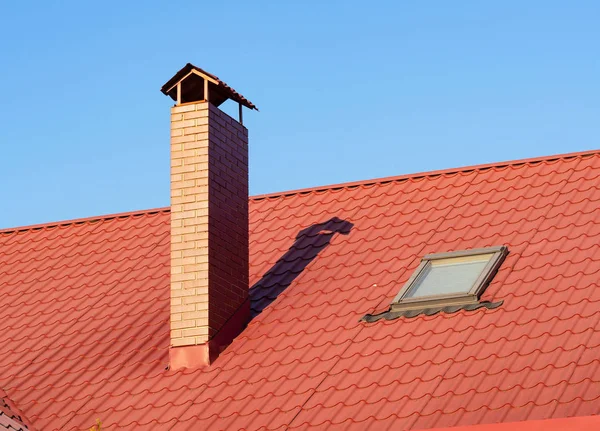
left=1, top=150, right=600, bottom=429
left=0, top=392, right=28, bottom=431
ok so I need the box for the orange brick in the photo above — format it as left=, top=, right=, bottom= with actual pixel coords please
left=182, top=232, right=208, bottom=241
left=184, top=125, right=209, bottom=135
left=171, top=164, right=195, bottom=174
left=175, top=193, right=196, bottom=204
left=183, top=155, right=209, bottom=164
left=183, top=136, right=209, bottom=148
left=182, top=293, right=208, bottom=311
left=171, top=242, right=195, bottom=252
left=183, top=216, right=208, bottom=227
left=194, top=116, right=209, bottom=126
left=182, top=310, right=209, bottom=320
left=171, top=319, right=196, bottom=330
left=182, top=170, right=209, bottom=181
left=173, top=278, right=208, bottom=290
left=171, top=225, right=196, bottom=236
left=194, top=336, right=208, bottom=345
left=183, top=110, right=209, bottom=120
left=171, top=135, right=196, bottom=144
left=171, top=179, right=197, bottom=190
left=182, top=327, right=209, bottom=338
left=171, top=304, right=195, bottom=314
left=171, top=103, right=196, bottom=114
left=171, top=273, right=196, bottom=282
left=172, top=119, right=196, bottom=129
left=176, top=148, right=203, bottom=159
left=171, top=287, right=196, bottom=298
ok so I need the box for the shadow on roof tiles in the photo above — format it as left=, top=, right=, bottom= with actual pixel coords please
left=249, top=217, right=354, bottom=317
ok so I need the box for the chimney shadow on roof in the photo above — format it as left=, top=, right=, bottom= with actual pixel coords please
left=249, top=217, right=353, bottom=318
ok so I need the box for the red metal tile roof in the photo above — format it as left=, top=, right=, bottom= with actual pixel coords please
left=1, top=150, right=600, bottom=430
left=0, top=392, right=28, bottom=430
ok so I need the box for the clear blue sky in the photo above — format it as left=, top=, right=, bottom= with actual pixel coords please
left=1, top=1, right=599, bottom=229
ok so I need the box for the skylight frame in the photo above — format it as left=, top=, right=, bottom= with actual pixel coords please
left=391, top=246, right=508, bottom=312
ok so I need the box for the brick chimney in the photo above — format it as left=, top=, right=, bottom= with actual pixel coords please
left=161, top=64, right=257, bottom=369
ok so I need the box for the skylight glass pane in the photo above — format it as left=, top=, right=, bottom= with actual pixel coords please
left=405, top=254, right=493, bottom=299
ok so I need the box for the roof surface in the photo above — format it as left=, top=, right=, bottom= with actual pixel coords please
left=0, top=392, right=28, bottom=431
left=1, top=150, right=600, bottom=430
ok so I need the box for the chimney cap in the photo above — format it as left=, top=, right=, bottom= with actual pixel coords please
left=161, top=63, right=258, bottom=111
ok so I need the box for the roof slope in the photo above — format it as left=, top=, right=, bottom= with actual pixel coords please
left=0, top=392, right=28, bottom=431
left=0, top=151, right=599, bottom=430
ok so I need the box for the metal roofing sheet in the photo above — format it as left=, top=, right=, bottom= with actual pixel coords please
left=0, top=150, right=599, bottom=429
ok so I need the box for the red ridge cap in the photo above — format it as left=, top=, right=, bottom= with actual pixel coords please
left=2, top=148, right=598, bottom=235
left=250, top=148, right=600, bottom=201
left=427, top=414, right=600, bottom=431
left=0, top=207, right=170, bottom=235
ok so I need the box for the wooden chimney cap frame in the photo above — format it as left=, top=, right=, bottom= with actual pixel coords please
left=160, top=63, right=258, bottom=124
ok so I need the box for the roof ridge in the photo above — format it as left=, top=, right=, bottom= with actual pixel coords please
left=0, top=207, right=170, bottom=235
left=250, top=148, right=600, bottom=201
left=1, top=148, right=597, bottom=235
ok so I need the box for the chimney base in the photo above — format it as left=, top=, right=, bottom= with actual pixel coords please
left=170, top=299, right=250, bottom=370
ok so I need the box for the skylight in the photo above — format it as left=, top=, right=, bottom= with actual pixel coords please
left=392, top=246, right=508, bottom=311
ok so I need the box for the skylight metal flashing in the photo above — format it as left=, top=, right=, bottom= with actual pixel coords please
left=391, top=246, right=508, bottom=312
left=362, top=246, right=508, bottom=322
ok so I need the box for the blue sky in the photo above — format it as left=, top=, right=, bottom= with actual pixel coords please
left=0, top=1, right=599, bottom=228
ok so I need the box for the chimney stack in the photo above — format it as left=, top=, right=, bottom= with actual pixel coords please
left=161, top=64, right=257, bottom=369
